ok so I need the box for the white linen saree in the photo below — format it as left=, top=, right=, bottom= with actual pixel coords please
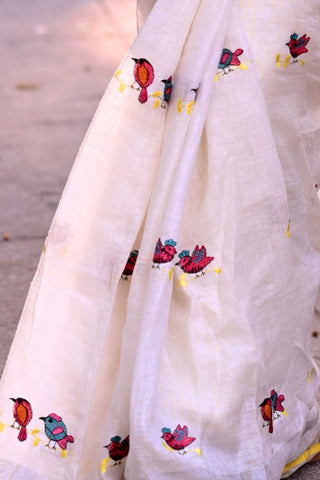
left=0, top=1, right=320, bottom=479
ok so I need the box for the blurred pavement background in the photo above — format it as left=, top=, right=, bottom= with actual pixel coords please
left=0, top=1, right=319, bottom=478
left=0, top=0, right=135, bottom=368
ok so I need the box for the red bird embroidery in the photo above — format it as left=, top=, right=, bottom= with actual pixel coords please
left=176, top=245, right=214, bottom=276
left=260, top=389, right=286, bottom=433
left=10, top=397, right=33, bottom=442
left=161, top=76, right=173, bottom=104
left=104, top=435, right=130, bottom=465
left=153, top=238, right=177, bottom=267
left=122, top=250, right=138, bottom=280
left=161, top=425, right=195, bottom=454
left=286, top=33, right=310, bottom=61
left=132, top=58, right=155, bottom=103
left=259, top=398, right=274, bottom=433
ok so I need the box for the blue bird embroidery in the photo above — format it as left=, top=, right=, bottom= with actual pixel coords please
left=40, top=413, right=74, bottom=450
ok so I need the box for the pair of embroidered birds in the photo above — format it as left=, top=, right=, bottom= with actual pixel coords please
left=103, top=426, right=194, bottom=465
left=154, top=239, right=214, bottom=275
left=10, top=398, right=74, bottom=450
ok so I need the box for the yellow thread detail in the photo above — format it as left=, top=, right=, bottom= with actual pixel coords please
left=301, top=59, right=305, bottom=67
left=276, top=53, right=281, bottom=68
left=0, top=422, right=4, bottom=433
left=177, top=99, right=182, bottom=113
left=189, top=448, right=202, bottom=456
left=154, top=99, right=160, bottom=109
left=162, top=441, right=174, bottom=452
left=43, top=245, right=46, bottom=253
left=286, top=221, right=290, bottom=238
left=168, top=267, right=174, bottom=281
left=308, top=367, right=316, bottom=383
left=283, top=55, right=291, bottom=68
left=115, top=70, right=122, bottom=77
left=31, top=429, right=40, bottom=435
left=283, top=443, right=320, bottom=474
left=283, top=410, right=288, bottom=417
left=214, top=267, right=221, bottom=274
left=214, top=74, right=219, bottom=82
left=179, top=273, right=188, bottom=288
left=101, top=457, right=110, bottom=473
left=61, top=450, right=67, bottom=458
left=119, top=83, right=125, bottom=93
left=239, top=63, right=248, bottom=70
left=186, top=101, right=194, bottom=115
left=33, top=437, right=40, bottom=447
left=150, top=91, right=162, bottom=97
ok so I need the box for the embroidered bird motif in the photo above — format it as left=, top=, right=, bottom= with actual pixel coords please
left=286, top=33, right=310, bottom=61
left=161, top=76, right=173, bottom=104
left=122, top=250, right=138, bottom=280
left=176, top=245, right=214, bottom=276
left=104, top=435, right=130, bottom=465
left=270, top=389, right=285, bottom=418
left=161, top=425, right=195, bottom=454
left=10, top=397, right=33, bottom=442
left=260, top=389, right=286, bottom=433
left=153, top=238, right=177, bottom=267
left=132, top=58, right=155, bottom=103
left=40, top=413, right=74, bottom=450
left=218, top=48, right=243, bottom=73
left=259, top=397, right=274, bottom=433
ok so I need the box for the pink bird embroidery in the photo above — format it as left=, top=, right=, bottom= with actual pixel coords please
left=161, top=424, right=196, bottom=454
left=286, top=33, right=310, bottom=61
left=218, top=48, right=244, bottom=73
left=153, top=238, right=177, bottom=267
left=176, top=245, right=214, bottom=276
left=132, top=58, right=155, bottom=103
left=121, top=249, right=138, bottom=280
left=270, top=389, right=285, bottom=418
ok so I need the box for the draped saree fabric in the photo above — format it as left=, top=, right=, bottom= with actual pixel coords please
left=0, top=0, right=320, bottom=479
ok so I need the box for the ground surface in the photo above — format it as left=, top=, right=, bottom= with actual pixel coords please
left=0, top=1, right=319, bottom=478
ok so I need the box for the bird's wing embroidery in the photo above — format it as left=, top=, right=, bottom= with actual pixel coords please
left=297, top=35, right=310, bottom=47
left=220, top=50, right=232, bottom=66
left=52, top=426, right=64, bottom=435
left=275, top=394, right=285, bottom=411
left=155, top=238, right=162, bottom=254
left=192, top=245, right=206, bottom=264
left=120, top=435, right=130, bottom=451
left=173, top=424, right=187, bottom=441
